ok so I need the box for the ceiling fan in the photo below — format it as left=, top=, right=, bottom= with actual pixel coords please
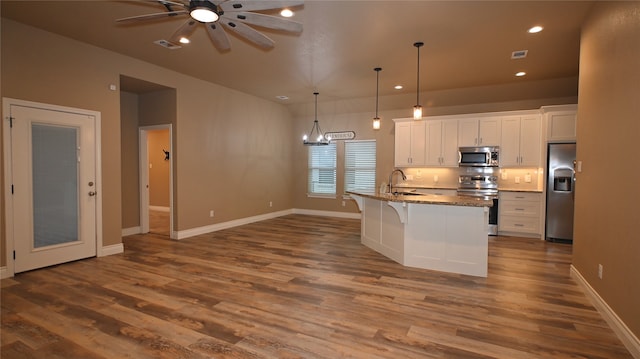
left=116, top=0, right=304, bottom=51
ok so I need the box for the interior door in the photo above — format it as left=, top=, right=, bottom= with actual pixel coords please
left=8, top=103, right=97, bottom=273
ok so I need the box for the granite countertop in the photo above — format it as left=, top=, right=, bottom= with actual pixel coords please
left=347, top=191, right=493, bottom=208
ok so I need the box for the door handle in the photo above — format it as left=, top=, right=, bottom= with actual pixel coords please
left=88, top=191, right=97, bottom=196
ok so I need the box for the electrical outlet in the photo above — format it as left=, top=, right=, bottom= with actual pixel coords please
left=341, top=200, right=346, bottom=207
left=524, top=173, right=532, bottom=183
left=598, top=264, right=603, bottom=279
left=269, top=201, right=273, bottom=208
left=515, top=176, right=520, bottom=184
left=501, top=171, right=508, bottom=180
left=209, top=210, right=214, bottom=217
left=433, top=175, right=439, bottom=183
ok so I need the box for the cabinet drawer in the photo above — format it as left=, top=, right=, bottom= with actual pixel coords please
left=416, top=189, right=457, bottom=196
left=499, top=215, right=540, bottom=234
left=500, top=200, right=540, bottom=217
left=499, top=191, right=541, bottom=202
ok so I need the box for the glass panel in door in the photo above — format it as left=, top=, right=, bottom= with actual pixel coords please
left=31, top=124, right=79, bottom=248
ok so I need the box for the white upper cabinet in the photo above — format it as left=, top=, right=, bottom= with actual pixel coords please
left=542, top=105, right=577, bottom=142
left=458, top=117, right=501, bottom=147
left=394, top=120, right=426, bottom=167
left=500, top=115, right=542, bottom=167
left=425, top=120, right=458, bottom=167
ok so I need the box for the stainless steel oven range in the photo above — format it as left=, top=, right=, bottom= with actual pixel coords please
left=457, top=170, right=499, bottom=235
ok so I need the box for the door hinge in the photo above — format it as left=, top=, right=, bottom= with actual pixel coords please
left=13, top=251, right=16, bottom=260
left=9, top=116, right=14, bottom=128
left=11, top=184, right=14, bottom=194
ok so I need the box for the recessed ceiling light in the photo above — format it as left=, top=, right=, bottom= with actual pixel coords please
left=528, top=26, right=544, bottom=34
left=394, top=85, right=403, bottom=90
left=280, top=9, right=294, bottom=17
left=515, top=71, right=527, bottom=77
left=179, top=37, right=190, bottom=44
left=276, top=95, right=289, bottom=100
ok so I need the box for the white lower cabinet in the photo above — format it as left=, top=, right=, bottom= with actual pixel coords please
left=498, top=191, right=542, bottom=237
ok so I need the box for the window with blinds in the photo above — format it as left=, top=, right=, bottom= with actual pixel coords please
left=345, top=140, right=376, bottom=193
left=307, top=143, right=337, bottom=197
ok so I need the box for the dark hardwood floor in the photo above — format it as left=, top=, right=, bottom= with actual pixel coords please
left=1, top=214, right=632, bottom=358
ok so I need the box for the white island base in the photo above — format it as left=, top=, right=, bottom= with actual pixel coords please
left=350, top=194, right=489, bottom=277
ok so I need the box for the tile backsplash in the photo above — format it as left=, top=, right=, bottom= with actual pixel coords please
left=393, top=167, right=544, bottom=191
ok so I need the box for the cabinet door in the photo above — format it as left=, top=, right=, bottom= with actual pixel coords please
left=500, top=117, right=521, bottom=167
left=425, top=120, right=443, bottom=166
left=547, top=112, right=576, bottom=141
left=441, top=120, right=459, bottom=166
left=410, top=121, right=426, bottom=165
left=518, top=116, right=541, bottom=166
left=458, top=119, right=479, bottom=147
left=394, top=122, right=412, bottom=166
left=478, top=117, right=501, bottom=146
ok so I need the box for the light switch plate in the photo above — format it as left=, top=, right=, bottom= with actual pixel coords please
left=501, top=172, right=508, bottom=180
left=524, top=174, right=531, bottom=183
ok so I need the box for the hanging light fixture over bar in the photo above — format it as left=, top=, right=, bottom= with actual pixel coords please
left=413, top=41, right=424, bottom=120
left=372, top=67, right=382, bottom=130
left=303, top=92, right=331, bottom=145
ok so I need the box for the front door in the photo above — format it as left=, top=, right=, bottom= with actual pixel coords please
left=7, top=101, right=97, bottom=273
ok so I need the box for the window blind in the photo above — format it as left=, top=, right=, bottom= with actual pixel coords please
left=307, top=143, right=337, bottom=196
left=345, top=140, right=376, bottom=193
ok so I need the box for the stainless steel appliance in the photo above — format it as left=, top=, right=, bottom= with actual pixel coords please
left=545, top=143, right=576, bottom=242
left=457, top=168, right=499, bottom=235
left=458, top=146, right=499, bottom=167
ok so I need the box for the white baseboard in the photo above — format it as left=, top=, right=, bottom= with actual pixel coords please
left=122, top=226, right=141, bottom=237
left=570, top=265, right=640, bottom=358
left=149, top=205, right=170, bottom=212
left=176, top=209, right=294, bottom=239
left=0, top=266, right=10, bottom=279
left=293, top=208, right=361, bottom=219
left=98, top=243, right=124, bottom=257
left=176, top=209, right=361, bottom=240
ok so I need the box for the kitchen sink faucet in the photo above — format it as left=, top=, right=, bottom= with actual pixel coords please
left=388, top=169, right=407, bottom=194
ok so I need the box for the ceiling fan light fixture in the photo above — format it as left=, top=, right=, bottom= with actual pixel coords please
left=303, top=92, right=331, bottom=146
left=190, top=1, right=219, bottom=23
left=413, top=41, right=424, bottom=120
left=280, top=9, right=294, bottom=18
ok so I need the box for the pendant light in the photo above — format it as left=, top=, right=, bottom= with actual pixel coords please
left=413, top=41, right=424, bottom=120
left=372, top=67, right=382, bottom=130
left=302, top=92, right=331, bottom=145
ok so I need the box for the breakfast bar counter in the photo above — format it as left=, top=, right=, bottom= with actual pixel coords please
left=347, top=191, right=492, bottom=277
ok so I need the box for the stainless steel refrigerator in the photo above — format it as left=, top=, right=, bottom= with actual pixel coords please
left=545, top=143, right=576, bottom=242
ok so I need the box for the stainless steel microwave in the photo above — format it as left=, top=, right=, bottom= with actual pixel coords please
left=458, top=146, right=499, bottom=167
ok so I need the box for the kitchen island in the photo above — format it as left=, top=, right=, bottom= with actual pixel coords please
left=348, top=191, right=492, bottom=277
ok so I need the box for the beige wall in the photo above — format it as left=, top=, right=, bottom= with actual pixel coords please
left=574, top=1, right=640, bottom=338
left=148, top=130, right=170, bottom=208
left=1, top=19, right=295, bottom=265
left=120, top=91, right=140, bottom=230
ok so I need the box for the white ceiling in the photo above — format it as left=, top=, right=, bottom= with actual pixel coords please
left=1, top=1, right=594, bottom=106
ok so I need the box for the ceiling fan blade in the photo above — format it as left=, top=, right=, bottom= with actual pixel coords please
left=219, top=18, right=274, bottom=49
left=116, top=10, right=188, bottom=23
left=229, top=12, right=302, bottom=33
left=219, top=0, right=303, bottom=13
left=169, top=19, right=199, bottom=43
left=205, top=22, right=232, bottom=51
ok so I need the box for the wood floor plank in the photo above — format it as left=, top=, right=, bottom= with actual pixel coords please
left=1, top=214, right=633, bottom=358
